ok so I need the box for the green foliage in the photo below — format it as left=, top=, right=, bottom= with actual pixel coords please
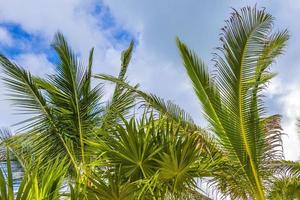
left=0, top=6, right=298, bottom=200
left=0, top=149, right=68, bottom=200
left=84, top=169, right=138, bottom=200
left=87, top=116, right=216, bottom=199
left=176, top=7, right=288, bottom=199
left=0, top=32, right=137, bottom=180
left=268, top=177, right=300, bottom=200
left=0, top=31, right=213, bottom=199
left=95, top=7, right=294, bottom=199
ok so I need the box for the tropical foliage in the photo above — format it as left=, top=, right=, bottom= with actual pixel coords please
left=0, top=6, right=299, bottom=200
left=0, top=148, right=68, bottom=200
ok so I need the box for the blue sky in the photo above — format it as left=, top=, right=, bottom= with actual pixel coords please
left=0, top=0, right=299, bottom=161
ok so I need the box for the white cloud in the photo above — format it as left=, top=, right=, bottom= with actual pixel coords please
left=278, top=84, right=300, bottom=160
left=0, top=27, right=13, bottom=46
left=14, top=53, right=55, bottom=75
left=0, top=0, right=131, bottom=74
left=261, top=0, right=300, bottom=160
left=0, top=0, right=126, bottom=130
left=0, top=0, right=107, bottom=51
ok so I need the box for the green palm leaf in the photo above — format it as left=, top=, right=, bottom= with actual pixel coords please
left=177, top=7, right=288, bottom=199
left=0, top=54, right=78, bottom=169
left=101, top=41, right=137, bottom=129
left=0, top=32, right=103, bottom=177
left=268, top=176, right=300, bottom=200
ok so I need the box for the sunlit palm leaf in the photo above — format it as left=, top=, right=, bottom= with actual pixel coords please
left=0, top=149, right=68, bottom=200
left=0, top=54, right=78, bottom=170
left=85, top=169, right=138, bottom=200
left=177, top=7, right=288, bottom=199
left=268, top=176, right=300, bottom=200
left=0, top=32, right=104, bottom=177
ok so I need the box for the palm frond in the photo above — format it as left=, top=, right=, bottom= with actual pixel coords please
left=101, top=41, right=137, bottom=129
left=177, top=7, right=288, bottom=199
left=0, top=54, right=78, bottom=169
left=0, top=32, right=104, bottom=176
left=0, top=128, right=12, bottom=161
left=0, top=153, right=68, bottom=200
left=85, top=169, right=138, bottom=200
left=272, top=160, right=300, bottom=178
left=268, top=176, right=300, bottom=200
left=95, top=74, right=198, bottom=131
left=94, top=74, right=225, bottom=171
left=104, top=116, right=161, bottom=180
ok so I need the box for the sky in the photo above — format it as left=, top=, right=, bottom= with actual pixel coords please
left=0, top=0, right=299, bottom=161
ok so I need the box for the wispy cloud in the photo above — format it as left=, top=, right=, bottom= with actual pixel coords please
left=0, top=27, right=13, bottom=46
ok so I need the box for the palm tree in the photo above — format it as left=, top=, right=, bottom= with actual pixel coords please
left=0, top=33, right=136, bottom=183
left=176, top=7, right=290, bottom=199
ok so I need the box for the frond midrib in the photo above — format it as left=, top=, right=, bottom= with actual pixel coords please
left=237, top=19, right=266, bottom=199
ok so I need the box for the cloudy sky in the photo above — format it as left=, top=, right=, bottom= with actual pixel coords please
left=0, top=0, right=299, bottom=160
